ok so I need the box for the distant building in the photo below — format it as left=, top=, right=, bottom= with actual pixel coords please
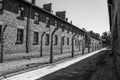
left=85, top=31, right=101, bottom=51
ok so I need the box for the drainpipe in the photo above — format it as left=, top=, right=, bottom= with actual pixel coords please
left=71, top=34, right=77, bottom=57
left=26, top=3, right=33, bottom=53
left=0, top=24, right=7, bottom=63
left=49, top=27, right=58, bottom=63
left=40, top=32, right=46, bottom=57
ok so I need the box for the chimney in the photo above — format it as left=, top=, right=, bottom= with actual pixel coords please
left=43, top=3, right=52, bottom=12
left=70, top=21, right=72, bottom=24
left=82, top=28, right=86, bottom=32
left=66, top=18, right=68, bottom=22
left=56, top=11, right=66, bottom=20
left=32, top=0, right=36, bottom=5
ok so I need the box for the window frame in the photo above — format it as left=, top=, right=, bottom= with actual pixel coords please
left=46, top=17, right=50, bottom=28
left=61, top=23, right=64, bottom=32
left=34, top=12, right=39, bottom=24
left=45, top=34, right=50, bottom=45
left=16, top=28, right=24, bottom=44
left=17, top=5, right=25, bottom=20
left=33, top=31, right=39, bottom=45
left=54, top=35, right=58, bottom=45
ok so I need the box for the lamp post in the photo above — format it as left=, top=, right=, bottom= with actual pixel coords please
left=71, top=34, right=77, bottom=57
left=0, top=24, right=7, bottom=63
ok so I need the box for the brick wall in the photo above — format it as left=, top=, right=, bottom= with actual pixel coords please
left=0, top=0, right=85, bottom=57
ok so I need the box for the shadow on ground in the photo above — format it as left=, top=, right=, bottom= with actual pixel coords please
left=38, top=49, right=118, bottom=80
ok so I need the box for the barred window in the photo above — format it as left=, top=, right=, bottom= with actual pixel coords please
left=54, top=35, right=58, bottom=45
left=34, top=12, right=39, bottom=22
left=55, top=21, right=57, bottom=27
left=46, top=17, right=50, bottom=27
left=16, top=29, right=24, bottom=44
left=45, top=34, right=49, bottom=45
left=18, top=5, right=25, bottom=18
left=33, top=32, right=39, bottom=45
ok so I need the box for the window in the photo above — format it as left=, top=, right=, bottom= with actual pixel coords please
left=0, top=25, right=2, bottom=43
left=45, top=34, right=49, bottom=45
left=67, top=38, right=69, bottom=45
left=34, top=12, right=39, bottom=23
left=62, top=24, right=64, bottom=32
left=67, top=26, right=69, bottom=33
left=55, top=21, right=57, bottom=27
left=17, top=5, right=25, bottom=19
left=16, top=29, right=24, bottom=44
left=46, top=17, right=50, bottom=27
left=62, top=37, right=64, bottom=45
left=54, top=35, right=58, bottom=45
left=75, top=39, right=77, bottom=46
left=0, top=0, right=3, bottom=14
left=33, top=32, right=39, bottom=45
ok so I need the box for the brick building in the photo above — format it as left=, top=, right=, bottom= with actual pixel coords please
left=90, top=37, right=100, bottom=51
left=85, top=31, right=101, bottom=52
left=0, top=0, right=85, bottom=57
left=107, top=0, right=120, bottom=77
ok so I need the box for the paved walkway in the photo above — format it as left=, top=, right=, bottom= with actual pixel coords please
left=1, top=48, right=107, bottom=80
left=0, top=50, right=84, bottom=77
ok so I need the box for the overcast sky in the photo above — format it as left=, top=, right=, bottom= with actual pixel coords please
left=36, top=0, right=109, bottom=35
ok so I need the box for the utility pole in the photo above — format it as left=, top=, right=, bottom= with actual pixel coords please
left=0, top=24, right=7, bottom=63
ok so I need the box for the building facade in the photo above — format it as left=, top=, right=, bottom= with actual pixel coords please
left=107, top=0, right=120, bottom=77
left=85, top=31, right=101, bottom=52
left=0, top=0, right=85, bottom=59
left=90, top=37, right=100, bottom=51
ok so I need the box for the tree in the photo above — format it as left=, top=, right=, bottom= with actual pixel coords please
left=101, top=31, right=111, bottom=47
